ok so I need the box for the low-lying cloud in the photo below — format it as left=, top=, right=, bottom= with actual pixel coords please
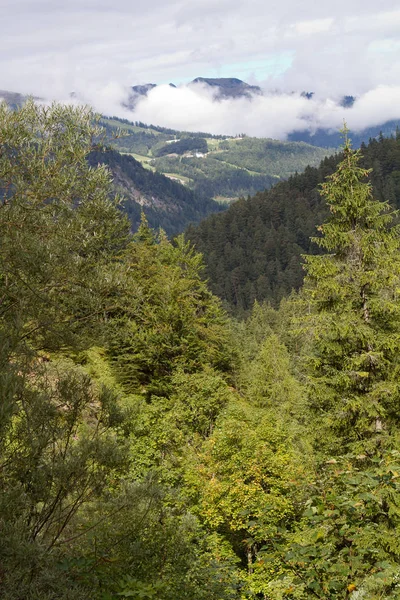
left=66, top=81, right=400, bottom=140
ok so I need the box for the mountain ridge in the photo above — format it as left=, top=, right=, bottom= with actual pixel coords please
left=0, top=92, right=224, bottom=235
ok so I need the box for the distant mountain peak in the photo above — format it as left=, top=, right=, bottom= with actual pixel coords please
left=300, top=91, right=314, bottom=100
left=193, top=77, right=247, bottom=86
left=125, top=77, right=262, bottom=106
left=191, top=77, right=262, bottom=98
left=341, top=95, right=356, bottom=108
left=130, top=83, right=157, bottom=96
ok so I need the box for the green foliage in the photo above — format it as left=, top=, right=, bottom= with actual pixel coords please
left=0, top=100, right=132, bottom=598
left=3, top=101, right=400, bottom=600
left=184, top=398, right=312, bottom=597
left=282, top=452, right=400, bottom=598
left=303, top=137, right=400, bottom=453
left=125, top=368, right=235, bottom=484
left=0, top=100, right=243, bottom=598
left=239, top=334, right=303, bottom=412
left=230, top=300, right=277, bottom=366
left=68, top=482, right=240, bottom=600
left=186, top=399, right=306, bottom=530
left=0, top=100, right=130, bottom=352
left=0, top=361, right=126, bottom=598
left=260, top=137, right=400, bottom=598
left=106, top=222, right=233, bottom=396
left=186, top=154, right=338, bottom=311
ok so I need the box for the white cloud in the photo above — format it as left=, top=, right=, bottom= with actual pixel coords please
left=291, top=18, right=334, bottom=36
left=90, top=82, right=400, bottom=140
left=130, top=84, right=308, bottom=138
left=343, top=85, right=400, bottom=131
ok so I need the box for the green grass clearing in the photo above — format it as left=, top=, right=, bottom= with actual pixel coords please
left=163, top=173, right=193, bottom=186
left=120, top=152, right=156, bottom=171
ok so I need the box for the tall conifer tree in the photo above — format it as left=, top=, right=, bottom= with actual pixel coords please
left=303, top=133, right=400, bottom=454
left=267, top=134, right=400, bottom=599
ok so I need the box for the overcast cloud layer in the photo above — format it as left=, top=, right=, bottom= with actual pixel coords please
left=1, top=0, right=400, bottom=138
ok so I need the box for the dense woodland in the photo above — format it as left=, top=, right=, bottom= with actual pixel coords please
left=1, top=101, right=400, bottom=600
left=186, top=132, right=400, bottom=312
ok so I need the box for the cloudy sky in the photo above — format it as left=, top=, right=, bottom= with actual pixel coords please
left=1, top=0, right=400, bottom=138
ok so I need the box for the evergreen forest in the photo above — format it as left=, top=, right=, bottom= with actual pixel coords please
left=1, top=101, right=400, bottom=600
left=186, top=133, right=400, bottom=312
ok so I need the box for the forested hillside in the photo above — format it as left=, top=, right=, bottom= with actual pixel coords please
left=186, top=132, right=400, bottom=312
left=102, top=116, right=332, bottom=201
left=0, top=101, right=235, bottom=599
left=88, top=148, right=223, bottom=235
left=2, top=101, right=400, bottom=600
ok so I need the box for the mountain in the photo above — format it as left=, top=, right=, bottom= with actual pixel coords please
left=123, top=80, right=399, bottom=148
left=126, top=77, right=261, bottom=108
left=185, top=133, right=400, bottom=312
left=125, top=82, right=178, bottom=110
left=3, top=83, right=399, bottom=153
left=102, top=115, right=333, bottom=202
left=300, top=91, right=355, bottom=107
left=190, top=77, right=262, bottom=98
left=0, top=91, right=224, bottom=235
left=3, top=88, right=399, bottom=236
left=131, top=83, right=157, bottom=95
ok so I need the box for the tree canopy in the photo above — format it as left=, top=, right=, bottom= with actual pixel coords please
left=2, top=102, right=400, bottom=599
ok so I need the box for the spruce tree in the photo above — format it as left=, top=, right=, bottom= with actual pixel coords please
left=274, top=135, right=400, bottom=598
left=303, top=133, right=400, bottom=454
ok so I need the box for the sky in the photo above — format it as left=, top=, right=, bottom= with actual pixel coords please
left=1, top=0, right=400, bottom=138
